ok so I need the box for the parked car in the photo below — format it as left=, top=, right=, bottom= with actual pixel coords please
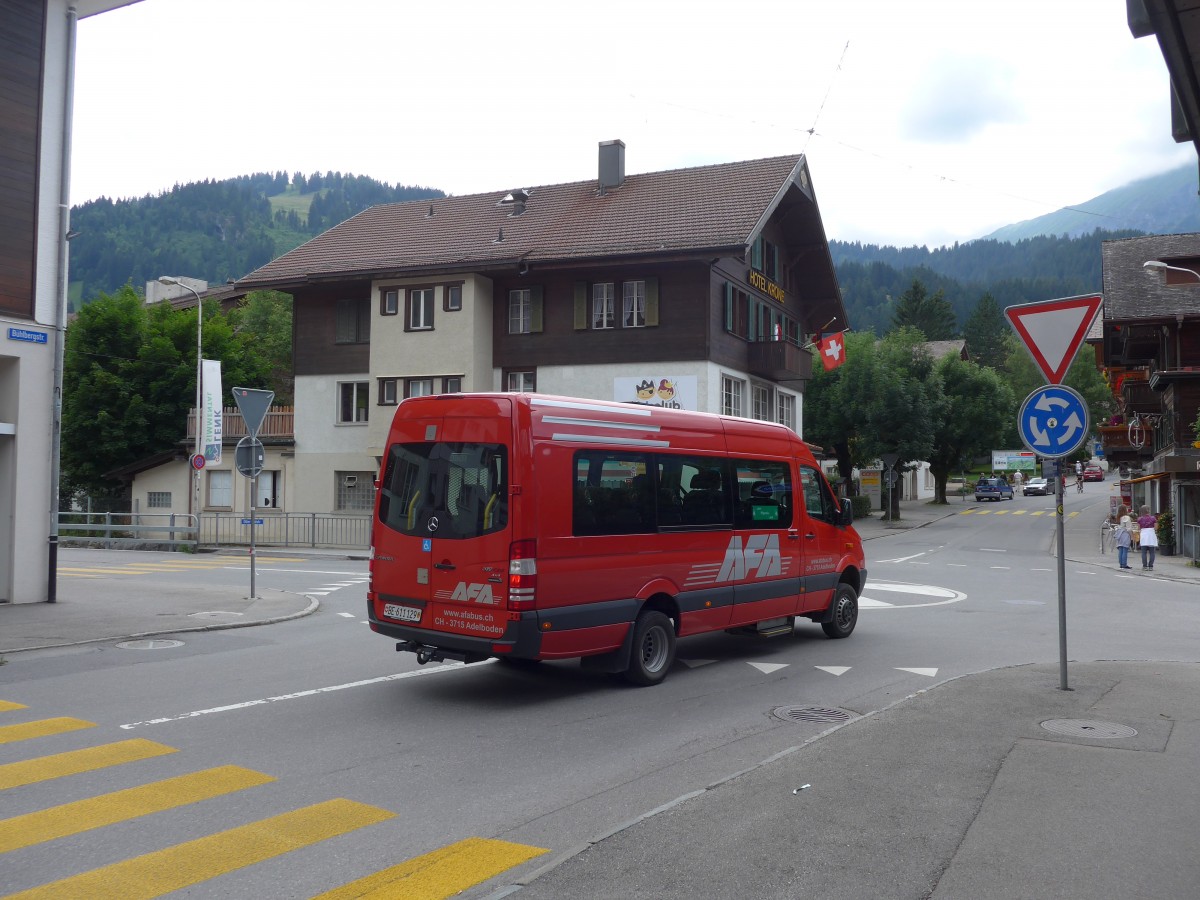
left=1083, top=464, right=1105, bottom=482
left=1023, top=477, right=1051, bottom=496
left=975, top=476, right=1014, bottom=501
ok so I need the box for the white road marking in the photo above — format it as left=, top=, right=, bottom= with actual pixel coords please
left=896, top=667, right=938, bottom=677
left=859, top=597, right=896, bottom=608
left=815, top=666, right=850, bottom=676
left=876, top=551, right=929, bottom=564
left=337, top=612, right=355, bottom=618
left=1031, top=568, right=1053, bottom=572
left=247, top=568, right=366, bottom=575
left=860, top=581, right=966, bottom=610
left=947, top=563, right=967, bottom=567
left=989, top=566, right=1011, bottom=570
left=979, top=548, right=1006, bottom=553
left=306, top=592, right=331, bottom=597
left=748, top=662, right=789, bottom=675
left=119, top=662, right=492, bottom=730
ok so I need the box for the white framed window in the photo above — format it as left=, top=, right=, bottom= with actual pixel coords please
left=721, top=375, right=743, bottom=417
left=777, top=393, right=796, bottom=432
left=506, top=370, right=535, bottom=392
left=408, top=288, right=434, bottom=330
left=336, top=470, right=375, bottom=511
left=338, top=381, right=369, bottom=423
left=379, top=378, right=398, bottom=405
left=445, top=284, right=463, bottom=311
left=406, top=378, right=435, bottom=398
left=147, top=491, right=171, bottom=509
left=380, top=289, right=399, bottom=316
left=622, top=281, right=645, bottom=327
left=509, top=289, right=532, bottom=334
left=207, top=470, right=233, bottom=508
left=592, top=283, right=615, bottom=329
left=444, top=376, right=462, bottom=393
left=256, top=471, right=281, bottom=508
left=751, top=383, right=772, bottom=421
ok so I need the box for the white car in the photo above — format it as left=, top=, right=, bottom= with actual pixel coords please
left=1023, top=477, right=1051, bottom=496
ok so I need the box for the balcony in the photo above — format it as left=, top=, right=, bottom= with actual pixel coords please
left=187, top=406, right=294, bottom=441
left=747, top=340, right=813, bottom=384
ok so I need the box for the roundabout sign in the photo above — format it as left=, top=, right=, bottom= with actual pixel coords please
left=1017, top=384, right=1090, bottom=459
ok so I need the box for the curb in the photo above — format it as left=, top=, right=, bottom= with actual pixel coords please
left=0, top=595, right=321, bottom=656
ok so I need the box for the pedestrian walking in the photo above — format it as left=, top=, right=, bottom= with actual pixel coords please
left=1137, top=505, right=1158, bottom=570
left=1116, top=505, right=1133, bottom=569
left=1013, top=471, right=1024, bottom=493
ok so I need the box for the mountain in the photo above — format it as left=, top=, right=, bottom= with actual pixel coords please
left=982, top=164, right=1200, bottom=242
left=68, top=172, right=444, bottom=308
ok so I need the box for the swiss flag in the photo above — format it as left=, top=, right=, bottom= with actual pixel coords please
left=817, top=331, right=847, bottom=371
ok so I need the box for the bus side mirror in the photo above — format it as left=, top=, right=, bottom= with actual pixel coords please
left=838, top=502, right=854, bottom=527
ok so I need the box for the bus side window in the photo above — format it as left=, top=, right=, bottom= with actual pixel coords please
left=734, top=460, right=791, bottom=528
left=799, top=465, right=837, bottom=523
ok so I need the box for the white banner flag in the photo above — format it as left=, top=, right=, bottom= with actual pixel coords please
left=201, top=359, right=223, bottom=463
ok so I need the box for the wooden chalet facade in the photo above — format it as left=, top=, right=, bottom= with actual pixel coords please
left=234, top=142, right=848, bottom=515
left=1099, top=234, right=1200, bottom=558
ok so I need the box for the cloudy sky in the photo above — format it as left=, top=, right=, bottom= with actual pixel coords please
left=73, top=0, right=1193, bottom=249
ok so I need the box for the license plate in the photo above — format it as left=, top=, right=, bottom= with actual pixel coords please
left=383, top=603, right=422, bottom=623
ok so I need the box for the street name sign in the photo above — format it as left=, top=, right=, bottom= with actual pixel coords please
left=1004, top=294, right=1102, bottom=385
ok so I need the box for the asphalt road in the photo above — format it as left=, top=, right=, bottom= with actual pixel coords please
left=3, top=497, right=1196, bottom=899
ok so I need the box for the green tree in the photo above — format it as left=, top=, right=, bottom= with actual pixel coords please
left=962, top=292, right=1007, bottom=369
left=926, top=355, right=1015, bottom=502
left=226, top=290, right=294, bottom=403
left=803, top=331, right=881, bottom=491
left=61, top=286, right=281, bottom=500
left=890, top=279, right=958, bottom=339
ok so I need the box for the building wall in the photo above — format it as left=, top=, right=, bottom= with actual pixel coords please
left=366, top=273, right=493, bottom=456
left=0, top=0, right=63, bottom=604
left=292, top=374, right=378, bottom=512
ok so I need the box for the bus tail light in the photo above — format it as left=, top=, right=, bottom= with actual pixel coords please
left=508, top=539, right=537, bottom=609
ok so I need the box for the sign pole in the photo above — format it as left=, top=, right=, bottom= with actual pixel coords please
left=249, top=473, right=257, bottom=599
left=1055, top=459, right=1069, bottom=690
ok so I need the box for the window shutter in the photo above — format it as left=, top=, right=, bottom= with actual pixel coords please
left=531, top=285, right=544, bottom=333
left=574, top=282, right=587, bottom=330
left=751, top=237, right=763, bottom=271
left=645, top=277, right=659, bottom=326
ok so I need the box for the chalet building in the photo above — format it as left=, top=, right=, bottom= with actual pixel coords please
left=1098, top=234, right=1200, bottom=558
left=226, top=142, right=848, bottom=518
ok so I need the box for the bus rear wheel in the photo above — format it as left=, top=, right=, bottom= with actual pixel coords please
left=624, top=611, right=676, bottom=686
left=821, top=583, right=858, bottom=639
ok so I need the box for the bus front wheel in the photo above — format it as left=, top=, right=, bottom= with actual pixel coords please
left=822, top=583, right=858, bottom=639
left=624, top=611, right=676, bottom=686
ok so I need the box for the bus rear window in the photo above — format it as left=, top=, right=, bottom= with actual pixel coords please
left=378, top=442, right=507, bottom=538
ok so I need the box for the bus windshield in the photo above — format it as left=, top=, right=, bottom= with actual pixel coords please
left=377, top=442, right=508, bottom=539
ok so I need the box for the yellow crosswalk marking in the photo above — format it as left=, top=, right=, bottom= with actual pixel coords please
left=993, top=510, right=1009, bottom=515
left=4, top=798, right=394, bottom=900
left=0, top=718, right=94, bottom=745
left=314, top=836, right=548, bottom=900
left=1012, top=510, right=1027, bottom=515
left=0, top=701, right=28, bottom=712
left=0, top=766, right=274, bottom=853
left=0, top=739, right=176, bottom=791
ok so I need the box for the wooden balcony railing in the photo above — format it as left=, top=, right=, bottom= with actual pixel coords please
left=186, top=406, right=294, bottom=440
left=746, top=340, right=814, bottom=383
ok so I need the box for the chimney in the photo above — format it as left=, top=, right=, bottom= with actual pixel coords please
left=598, top=139, right=625, bottom=194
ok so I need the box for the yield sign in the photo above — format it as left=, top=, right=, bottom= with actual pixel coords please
left=231, top=386, right=274, bottom=438
left=1004, top=294, right=1102, bottom=384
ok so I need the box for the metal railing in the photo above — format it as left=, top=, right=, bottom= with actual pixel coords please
left=202, top=512, right=370, bottom=549
left=57, top=512, right=198, bottom=549
left=57, top=511, right=371, bottom=551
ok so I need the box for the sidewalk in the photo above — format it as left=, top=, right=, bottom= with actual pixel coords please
left=500, top=495, right=1200, bottom=900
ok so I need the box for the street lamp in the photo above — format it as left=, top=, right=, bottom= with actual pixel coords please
left=1142, top=259, right=1200, bottom=281
left=158, top=276, right=204, bottom=516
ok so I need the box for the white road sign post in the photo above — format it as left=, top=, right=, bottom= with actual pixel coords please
left=1005, top=295, right=1101, bottom=692
left=232, top=388, right=274, bottom=600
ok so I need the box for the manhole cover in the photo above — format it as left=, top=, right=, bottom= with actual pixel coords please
left=1040, top=719, right=1138, bottom=739
left=116, top=639, right=184, bottom=650
left=772, top=706, right=855, bottom=725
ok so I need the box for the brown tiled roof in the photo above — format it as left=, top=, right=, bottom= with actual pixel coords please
left=239, top=154, right=807, bottom=288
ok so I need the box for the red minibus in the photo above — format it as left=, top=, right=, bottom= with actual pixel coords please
left=367, top=393, right=867, bottom=686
